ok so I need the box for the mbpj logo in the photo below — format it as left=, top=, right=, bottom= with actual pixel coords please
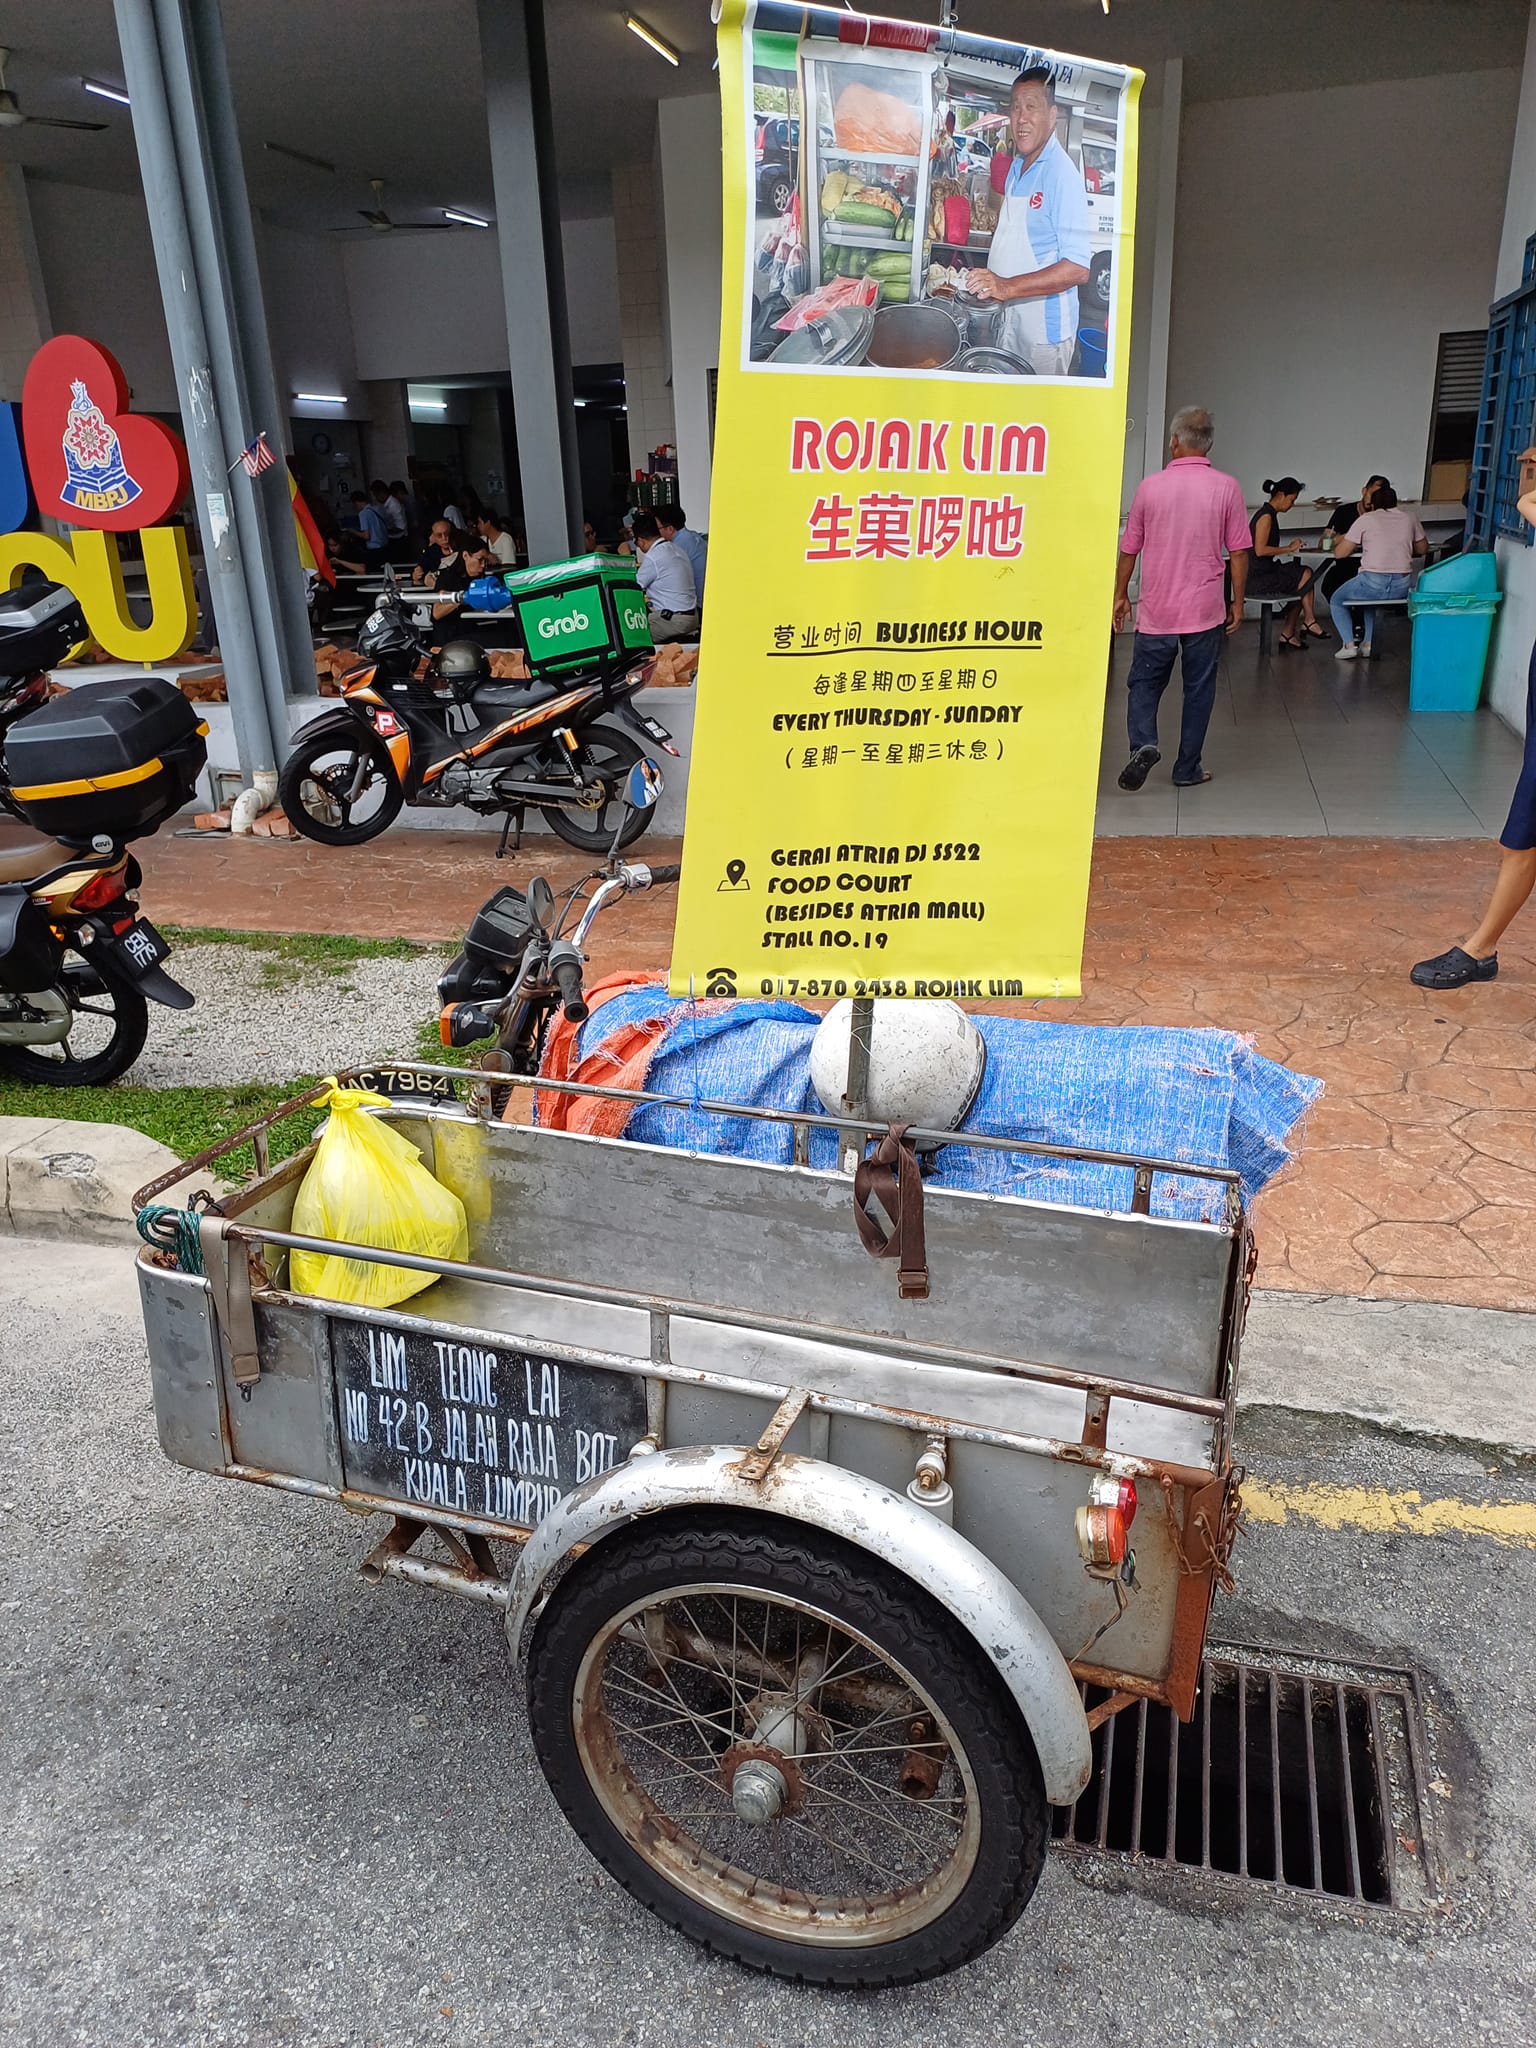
left=2, top=334, right=195, bottom=662
left=61, top=379, right=143, bottom=514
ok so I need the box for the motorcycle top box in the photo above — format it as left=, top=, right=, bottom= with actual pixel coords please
left=0, top=581, right=88, bottom=675
left=3, top=676, right=208, bottom=845
left=496, top=552, right=654, bottom=683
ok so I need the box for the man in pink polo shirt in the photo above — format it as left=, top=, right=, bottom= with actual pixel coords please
left=1111, top=406, right=1251, bottom=790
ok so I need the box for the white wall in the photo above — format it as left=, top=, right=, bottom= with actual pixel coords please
left=1490, top=3, right=1536, bottom=735
left=0, top=169, right=51, bottom=403
left=657, top=95, right=723, bottom=524
left=26, top=174, right=619, bottom=435
left=28, top=178, right=178, bottom=413
left=260, top=221, right=359, bottom=413
left=1166, top=69, right=1518, bottom=503
left=341, top=216, right=620, bottom=380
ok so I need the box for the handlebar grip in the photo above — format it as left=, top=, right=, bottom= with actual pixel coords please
left=647, top=863, right=682, bottom=883
left=549, top=945, right=589, bottom=1024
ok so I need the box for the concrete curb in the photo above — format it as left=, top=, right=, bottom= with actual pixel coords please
left=0, top=1116, right=186, bottom=1243
left=1241, top=1288, right=1536, bottom=1460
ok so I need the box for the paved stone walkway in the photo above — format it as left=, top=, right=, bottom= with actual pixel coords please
left=51, top=826, right=1536, bottom=1313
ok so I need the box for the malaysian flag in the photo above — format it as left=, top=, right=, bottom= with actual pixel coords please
left=234, top=431, right=276, bottom=479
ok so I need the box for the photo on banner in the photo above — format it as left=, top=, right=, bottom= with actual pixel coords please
left=669, top=2, right=1141, bottom=1001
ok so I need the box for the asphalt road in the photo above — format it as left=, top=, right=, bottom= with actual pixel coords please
left=2, top=1240, right=1533, bottom=2048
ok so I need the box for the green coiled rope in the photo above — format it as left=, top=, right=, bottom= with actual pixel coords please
left=135, top=1204, right=205, bottom=1275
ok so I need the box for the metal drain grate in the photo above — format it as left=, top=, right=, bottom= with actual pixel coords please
left=1052, top=1644, right=1437, bottom=1911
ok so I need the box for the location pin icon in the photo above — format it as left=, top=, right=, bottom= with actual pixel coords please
left=725, top=859, right=746, bottom=887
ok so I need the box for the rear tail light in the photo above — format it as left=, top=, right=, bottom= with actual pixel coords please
left=71, top=868, right=129, bottom=912
left=1075, top=1473, right=1137, bottom=1570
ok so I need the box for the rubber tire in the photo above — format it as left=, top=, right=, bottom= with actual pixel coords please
left=527, top=1510, right=1049, bottom=1988
left=541, top=724, right=653, bottom=853
left=0, top=967, right=149, bottom=1085
left=278, top=728, right=402, bottom=847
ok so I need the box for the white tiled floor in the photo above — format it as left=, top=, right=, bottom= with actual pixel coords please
left=1093, top=621, right=1527, bottom=838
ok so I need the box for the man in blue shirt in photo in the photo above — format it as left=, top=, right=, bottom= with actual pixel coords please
left=969, top=66, right=1092, bottom=377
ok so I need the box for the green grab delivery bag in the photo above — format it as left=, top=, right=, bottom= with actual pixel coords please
left=289, top=1083, right=469, bottom=1310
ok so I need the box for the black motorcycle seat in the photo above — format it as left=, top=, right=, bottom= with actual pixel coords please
left=471, top=683, right=541, bottom=714
left=0, top=834, right=71, bottom=884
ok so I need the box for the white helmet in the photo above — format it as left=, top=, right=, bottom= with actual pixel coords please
left=809, top=1000, right=986, bottom=1141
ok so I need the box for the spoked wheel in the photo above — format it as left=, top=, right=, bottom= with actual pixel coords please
left=541, top=724, right=651, bottom=852
left=278, top=729, right=402, bottom=846
left=528, top=1514, right=1047, bottom=1986
left=0, top=963, right=149, bottom=1085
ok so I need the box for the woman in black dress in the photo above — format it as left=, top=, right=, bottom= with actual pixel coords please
left=1412, top=450, right=1536, bottom=988
left=1248, top=477, right=1323, bottom=649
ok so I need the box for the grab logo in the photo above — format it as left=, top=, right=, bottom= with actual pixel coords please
left=537, top=606, right=590, bottom=639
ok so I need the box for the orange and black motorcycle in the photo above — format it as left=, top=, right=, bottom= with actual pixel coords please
left=278, top=573, right=678, bottom=854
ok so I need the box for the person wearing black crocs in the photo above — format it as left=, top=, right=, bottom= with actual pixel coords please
left=1411, top=446, right=1536, bottom=990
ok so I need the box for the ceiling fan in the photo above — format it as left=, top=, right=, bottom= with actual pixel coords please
left=0, top=49, right=109, bottom=132
left=343, top=178, right=456, bottom=234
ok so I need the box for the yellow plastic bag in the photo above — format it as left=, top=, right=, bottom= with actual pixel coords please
left=289, top=1083, right=469, bottom=1309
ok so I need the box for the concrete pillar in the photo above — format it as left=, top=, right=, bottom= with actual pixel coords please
left=176, top=0, right=316, bottom=705
left=112, top=0, right=278, bottom=784
left=657, top=96, right=723, bottom=526
left=477, top=0, right=582, bottom=561
left=613, top=159, right=675, bottom=481
left=361, top=379, right=412, bottom=489
left=0, top=166, right=51, bottom=401
left=1142, top=58, right=1183, bottom=480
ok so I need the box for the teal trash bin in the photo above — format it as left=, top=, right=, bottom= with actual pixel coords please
left=1408, top=551, right=1503, bottom=712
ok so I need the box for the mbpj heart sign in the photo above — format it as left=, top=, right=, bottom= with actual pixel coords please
left=23, top=336, right=190, bottom=526
left=2, top=334, right=195, bottom=661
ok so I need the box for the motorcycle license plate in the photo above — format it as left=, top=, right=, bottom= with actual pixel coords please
left=351, top=1066, right=459, bottom=1102
left=633, top=712, right=679, bottom=755
left=110, top=916, right=171, bottom=977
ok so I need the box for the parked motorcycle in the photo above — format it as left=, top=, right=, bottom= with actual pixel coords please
left=278, top=571, right=678, bottom=855
left=0, top=583, right=80, bottom=783
left=0, top=584, right=205, bottom=1084
left=435, top=760, right=678, bottom=1080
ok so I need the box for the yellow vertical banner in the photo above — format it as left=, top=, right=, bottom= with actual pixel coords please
left=669, top=3, right=1141, bottom=1002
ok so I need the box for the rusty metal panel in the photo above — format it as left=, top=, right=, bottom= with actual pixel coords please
left=424, top=1115, right=1235, bottom=1399
left=137, top=1258, right=226, bottom=1474
left=944, top=1438, right=1182, bottom=1686
left=223, top=1300, right=337, bottom=1487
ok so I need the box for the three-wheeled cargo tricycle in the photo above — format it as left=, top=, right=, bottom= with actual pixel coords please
left=134, top=1072, right=1248, bottom=1985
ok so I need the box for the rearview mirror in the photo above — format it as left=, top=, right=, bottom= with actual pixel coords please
left=624, top=758, right=664, bottom=811
left=527, top=876, right=555, bottom=928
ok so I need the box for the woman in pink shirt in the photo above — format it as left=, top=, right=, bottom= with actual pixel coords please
left=1327, top=485, right=1427, bottom=658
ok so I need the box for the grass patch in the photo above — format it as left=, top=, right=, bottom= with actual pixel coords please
left=0, top=1076, right=328, bottom=1182
left=0, top=929, right=462, bottom=1177
left=165, top=924, right=447, bottom=978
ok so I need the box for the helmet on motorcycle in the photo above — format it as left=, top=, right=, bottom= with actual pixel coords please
left=809, top=999, right=985, bottom=1144
left=356, top=596, right=418, bottom=660
left=436, top=639, right=490, bottom=685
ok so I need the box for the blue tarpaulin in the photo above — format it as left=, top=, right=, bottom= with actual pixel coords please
left=548, top=992, right=1321, bottom=1224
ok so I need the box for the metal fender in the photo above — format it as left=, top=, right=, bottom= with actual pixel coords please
left=505, top=1443, right=1093, bottom=1805
left=288, top=707, right=364, bottom=748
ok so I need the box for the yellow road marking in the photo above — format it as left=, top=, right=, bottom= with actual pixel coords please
left=1243, top=1481, right=1536, bottom=1548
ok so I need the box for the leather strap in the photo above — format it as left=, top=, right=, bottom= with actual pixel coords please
left=200, top=1217, right=261, bottom=1388
left=852, top=1123, right=930, bottom=1300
